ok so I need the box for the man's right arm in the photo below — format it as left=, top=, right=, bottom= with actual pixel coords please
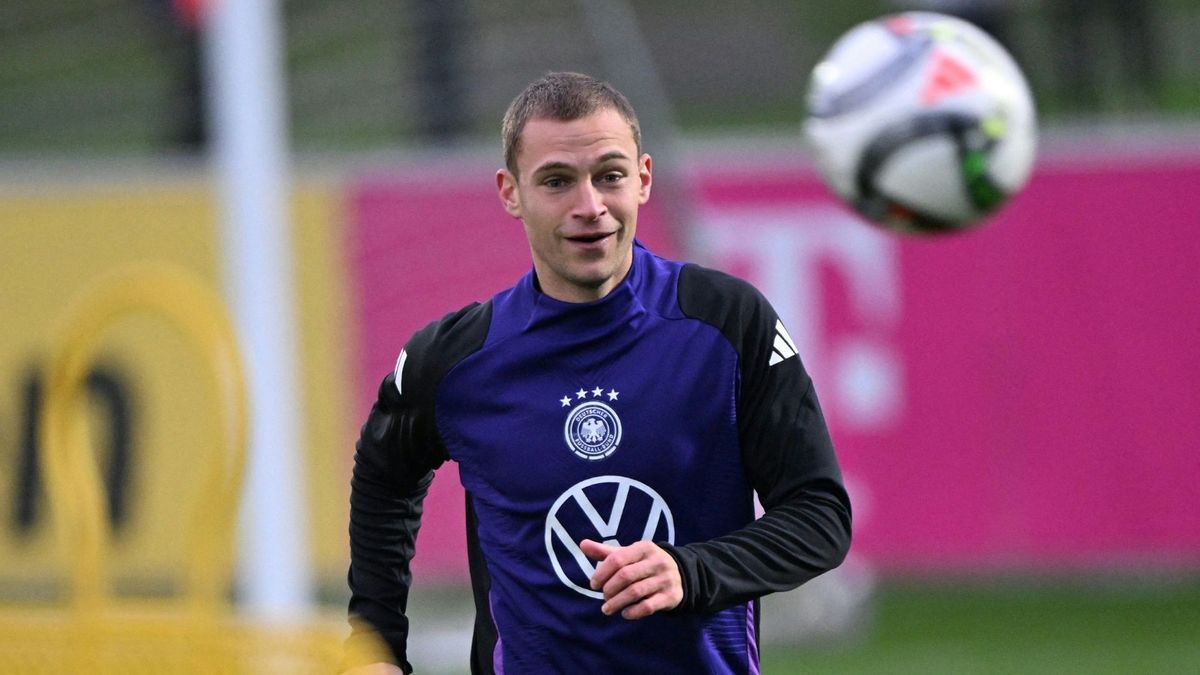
left=343, top=302, right=491, bottom=673
left=344, top=366, right=445, bottom=673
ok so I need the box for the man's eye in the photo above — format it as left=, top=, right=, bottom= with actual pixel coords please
left=599, top=172, right=623, bottom=184
left=544, top=177, right=567, bottom=188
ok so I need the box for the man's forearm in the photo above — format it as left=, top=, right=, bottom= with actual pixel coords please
left=661, top=480, right=851, bottom=613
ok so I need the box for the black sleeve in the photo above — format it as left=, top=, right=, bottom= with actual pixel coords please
left=663, top=264, right=852, bottom=613
left=343, top=302, right=491, bottom=672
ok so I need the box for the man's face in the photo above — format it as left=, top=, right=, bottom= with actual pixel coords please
left=496, top=108, right=652, bottom=303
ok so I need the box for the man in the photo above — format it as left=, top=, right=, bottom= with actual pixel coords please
left=344, top=72, right=851, bottom=674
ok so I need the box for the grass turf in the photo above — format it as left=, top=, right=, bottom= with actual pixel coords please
left=763, top=578, right=1200, bottom=674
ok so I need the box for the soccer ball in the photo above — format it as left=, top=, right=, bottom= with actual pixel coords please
left=804, top=12, right=1037, bottom=234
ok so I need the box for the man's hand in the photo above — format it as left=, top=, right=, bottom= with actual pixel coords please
left=580, top=539, right=683, bottom=619
left=340, top=664, right=405, bottom=675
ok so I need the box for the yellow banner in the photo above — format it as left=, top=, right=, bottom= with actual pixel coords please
left=0, top=178, right=353, bottom=597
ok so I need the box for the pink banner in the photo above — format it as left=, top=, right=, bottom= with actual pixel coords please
left=349, top=156, right=1200, bottom=577
left=691, top=158, right=1200, bottom=571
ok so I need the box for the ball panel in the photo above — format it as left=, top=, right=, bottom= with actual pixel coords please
left=876, top=134, right=975, bottom=225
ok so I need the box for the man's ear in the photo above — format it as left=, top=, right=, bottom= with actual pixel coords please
left=496, top=169, right=522, bottom=218
left=638, top=153, right=653, bottom=205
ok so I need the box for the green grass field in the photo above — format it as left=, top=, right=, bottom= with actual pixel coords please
left=764, top=578, right=1200, bottom=674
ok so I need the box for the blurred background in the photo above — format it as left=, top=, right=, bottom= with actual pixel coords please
left=2, top=0, right=1198, bottom=672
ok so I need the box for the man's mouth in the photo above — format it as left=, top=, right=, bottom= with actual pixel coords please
left=566, top=232, right=615, bottom=244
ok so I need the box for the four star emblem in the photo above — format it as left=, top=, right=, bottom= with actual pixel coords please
left=562, top=386, right=621, bottom=405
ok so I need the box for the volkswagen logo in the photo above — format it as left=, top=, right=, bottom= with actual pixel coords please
left=544, top=475, right=674, bottom=598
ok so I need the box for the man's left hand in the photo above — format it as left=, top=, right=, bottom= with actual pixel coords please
left=580, top=539, right=683, bottom=619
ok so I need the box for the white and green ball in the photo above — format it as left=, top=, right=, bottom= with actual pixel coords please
left=804, top=12, right=1037, bottom=233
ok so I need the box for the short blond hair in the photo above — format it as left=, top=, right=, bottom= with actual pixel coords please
left=501, top=72, right=642, bottom=176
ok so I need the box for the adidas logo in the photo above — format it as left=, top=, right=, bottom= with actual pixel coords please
left=920, top=50, right=976, bottom=106
left=768, top=320, right=799, bottom=366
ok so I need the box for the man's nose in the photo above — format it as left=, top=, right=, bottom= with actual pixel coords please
left=573, top=181, right=606, bottom=221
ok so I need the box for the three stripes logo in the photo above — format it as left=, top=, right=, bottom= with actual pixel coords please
left=768, top=320, right=799, bottom=366
left=920, top=50, right=977, bottom=106
left=393, top=348, right=408, bottom=395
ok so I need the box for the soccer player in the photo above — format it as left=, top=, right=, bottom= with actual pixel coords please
left=344, top=71, right=851, bottom=674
